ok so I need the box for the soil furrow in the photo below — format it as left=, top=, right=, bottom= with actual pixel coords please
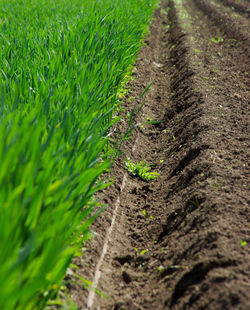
left=217, top=0, right=250, bottom=18
left=193, top=0, right=250, bottom=44
left=69, top=1, right=250, bottom=309
left=160, top=1, right=250, bottom=308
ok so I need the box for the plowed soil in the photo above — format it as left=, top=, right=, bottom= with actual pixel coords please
left=69, top=0, right=250, bottom=309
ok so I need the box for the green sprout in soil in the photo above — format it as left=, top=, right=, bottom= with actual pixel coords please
left=142, top=210, right=154, bottom=220
left=140, top=249, right=147, bottom=255
left=157, top=265, right=164, bottom=272
left=125, top=157, right=159, bottom=181
left=240, top=240, right=247, bottom=247
left=193, top=48, right=201, bottom=54
left=211, top=36, right=223, bottom=44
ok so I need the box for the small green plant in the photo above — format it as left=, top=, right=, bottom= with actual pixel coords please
left=157, top=265, right=164, bottom=272
left=141, top=210, right=154, bottom=220
left=140, top=123, right=145, bottom=130
left=125, top=157, right=159, bottom=181
left=193, top=48, right=201, bottom=54
left=240, top=240, right=247, bottom=247
left=211, top=36, right=223, bottom=44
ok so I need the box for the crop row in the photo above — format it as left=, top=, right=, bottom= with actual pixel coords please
left=0, top=0, right=158, bottom=308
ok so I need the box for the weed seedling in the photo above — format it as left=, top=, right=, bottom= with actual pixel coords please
left=193, top=48, right=201, bottom=54
left=125, top=157, right=159, bottom=181
left=142, top=210, right=154, bottom=220
left=140, top=249, right=148, bottom=255
left=157, top=266, right=164, bottom=272
left=211, top=36, right=223, bottom=44
left=240, top=240, right=247, bottom=247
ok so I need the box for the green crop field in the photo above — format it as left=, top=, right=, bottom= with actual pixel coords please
left=0, top=0, right=158, bottom=308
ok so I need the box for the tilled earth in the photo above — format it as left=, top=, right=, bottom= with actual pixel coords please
left=70, top=0, right=250, bottom=309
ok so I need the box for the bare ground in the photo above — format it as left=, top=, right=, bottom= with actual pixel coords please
left=69, top=0, right=250, bottom=309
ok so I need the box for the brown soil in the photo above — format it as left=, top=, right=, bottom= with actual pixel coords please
left=218, top=0, right=250, bottom=18
left=69, top=0, right=250, bottom=309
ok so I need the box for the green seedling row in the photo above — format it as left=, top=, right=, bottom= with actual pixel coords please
left=0, top=0, right=159, bottom=308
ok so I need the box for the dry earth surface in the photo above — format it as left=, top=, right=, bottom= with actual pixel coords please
left=69, top=0, right=250, bottom=309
